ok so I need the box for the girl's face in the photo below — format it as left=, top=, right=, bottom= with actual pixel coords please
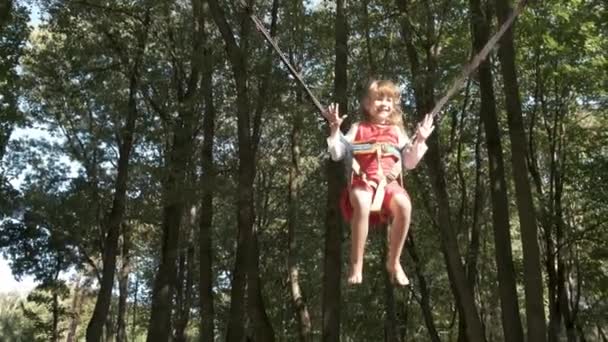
left=366, top=94, right=394, bottom=124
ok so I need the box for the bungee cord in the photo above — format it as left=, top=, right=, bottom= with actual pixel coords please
left=238, top=0, right=529, bottom=126
left=429, top=0, right=529, bottom=122
left=237, top=0, right=326, bottom=115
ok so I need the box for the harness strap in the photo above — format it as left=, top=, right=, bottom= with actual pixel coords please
left=350, top=144, right=403, bottom=213
left=352, top=142, right=401, bottom=160
left=370, top=148, right=385, bottom=211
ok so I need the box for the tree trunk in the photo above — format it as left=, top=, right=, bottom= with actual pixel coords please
left=105, top=313, right=114, bottom=342
left=494, top=0, right=548, bottom=340
left=86, top=12, right=150, bottom=342
left=185, top=246, right=194, bottom=338
left=546, top=211, right=560, bottom=342
left=66, top=278, right=84, bottom=342
left=529, top=65, right=560, bottom=342
left=175, top=242, right=194, bottom=342
left=459, top=115, right=486, bottom=341
left=323, top=0, right=347, bottom=340
left=146, top=0, right=206, bottom=339
left=175, top=248, right=187, bottom=341
left=198, top=3, right=216, bottom=341
left=288, top=94, right=313, bottom=342
left=407, top=234, right=441, bottom=342
left=395, top=0, right=486, bottom=340
left=219, top=49, right=249, bottom=336
left=247, top=0, right=280, bottom=337
left=322, top=162, right=343, bottom=342
left=401, top=290, right=413, bottom=340
left=554, top=116, right=577, bottom=342
left=383, top=249, right=400, bottom=342
left=207, top=0, right=275, bottom=340
left=422, top=66, right=486, bottom=342
left=146, top=110, right=197, bottom=342
left=470, top=0, right=524, bottom=340
left=116, top=224, right=131, bottom=342
left=286, top=2, right=312, bottom=340
left=226, top=217, right=247, bottom=342
left=52, top=286, right=59, bottom=342
left=131, top=271, right=139, bottom=339
left=599, top=326, right=608, bottom=342
left=248, top=235, right=275, bottom=341
left=361, top=0, right=376, bottom=76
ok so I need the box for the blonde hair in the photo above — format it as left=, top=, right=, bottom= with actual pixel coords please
left=360, top=80, right=405, bottom=130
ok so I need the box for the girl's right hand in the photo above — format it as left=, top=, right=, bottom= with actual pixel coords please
left=323, top=103, right=348, bottom=131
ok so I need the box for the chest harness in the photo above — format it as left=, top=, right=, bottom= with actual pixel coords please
left=343, top=136, right=407, bottom=212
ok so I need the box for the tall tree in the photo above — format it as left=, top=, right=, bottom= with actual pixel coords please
left=469, top=0, right=523, bottom=340
left=86, top=8, right=151, bottom=341
left=207, top=0, right=276, bottom=340
left=146, top=0, right=205, bottom=339
left=459, top=112, right=486, bottom=341
left=322, top=0, right=347, bottom=340
left=287, top=1, right=312, bottom=341
left=246, top=0, right=280, bottom=339
left=530, top=57, right=580, bottom=342
left=206, top=1, right=248, bottom=339
left=198, top=2, right=217, bottom=341
left=494, top=0, right=548, bottom=340
left=395, top=0, right=486, bottom=340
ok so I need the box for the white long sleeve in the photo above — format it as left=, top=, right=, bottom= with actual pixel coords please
left=397, top=128, right=428, bottom=170
left=326, top=123, right=358, bottom=161
left=402, top=140, right=428, bottom=169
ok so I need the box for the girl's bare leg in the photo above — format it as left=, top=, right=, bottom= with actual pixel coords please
left=386, top=193, right=412, bottom=286
left=348, top=188, right=372, bottom=284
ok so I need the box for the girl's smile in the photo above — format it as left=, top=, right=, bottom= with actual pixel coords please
left=368, top=95, right=394, bottom=124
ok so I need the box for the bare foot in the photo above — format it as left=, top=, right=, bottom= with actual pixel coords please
left=386, top=263, right=410, bottom=286
left=347, top=264, right=363, bottom=285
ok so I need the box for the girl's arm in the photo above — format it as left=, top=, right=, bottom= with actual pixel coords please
left=322, top=102, right=355, bottom=161
left=397, top=127, right=428, bottom=170
left=327, top=123, right=358, bottom=161
left=398, top=114, right=435, bottom=169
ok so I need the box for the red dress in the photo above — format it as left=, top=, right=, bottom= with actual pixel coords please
left=339, top=122, right=408, bottom=225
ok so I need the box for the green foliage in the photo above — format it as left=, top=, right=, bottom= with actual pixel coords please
left=21, top=282, right=70, bottom=342
left=0, top=1, right=30, bottom=227
left=0, top=181, right=80, bottom=282
left=0, top=292, right=36, bottom=342
left=0, top=1, right=30, bottom=159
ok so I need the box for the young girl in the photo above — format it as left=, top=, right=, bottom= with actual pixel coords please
left=323, top=80, right=434, bottom=286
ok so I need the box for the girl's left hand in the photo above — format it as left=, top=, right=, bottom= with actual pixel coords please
left=416, top=113, right=435, bottom=141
